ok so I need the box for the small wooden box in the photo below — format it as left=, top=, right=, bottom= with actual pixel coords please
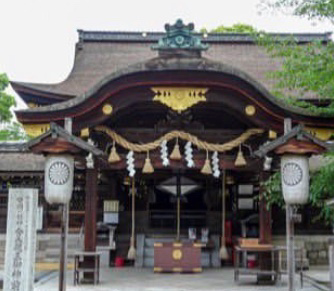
left=154, top=242, right=202, bottom=273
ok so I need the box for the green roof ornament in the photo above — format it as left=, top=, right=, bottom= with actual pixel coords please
left=152, top=19, right=208, bottom=54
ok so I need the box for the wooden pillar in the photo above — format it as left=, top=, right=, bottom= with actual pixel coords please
left=84, top=167, right=98, bottom=251
left=259, top=172, right=272, bottom=245
left=258, top=171, right=272, bottom=283
left=83, top=166, right=98, bottom=282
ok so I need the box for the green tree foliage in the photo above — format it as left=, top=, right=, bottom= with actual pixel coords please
left=256, top=34, right=334, bottom=116
left=0, top=73, right=27, bottom=141
left=260, top=0, right=334, bottom=22
left=257, top=1, right=334, bottom=114
left=309, top=154, right=334, bottom=223
left=258, top=0, right=334, bottom=224
left=201, top=23, right=258, bottom=34
left=261, top=171, right=285, bottom=209
left=0, top=122, right=27, bottom=141
left=0, top=73, right=16, bottom=122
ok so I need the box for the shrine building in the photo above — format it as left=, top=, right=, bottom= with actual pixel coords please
left=1, top=19, right=334, bottom=272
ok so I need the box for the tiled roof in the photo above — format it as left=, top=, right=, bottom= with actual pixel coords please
left=11, top=30, right=332, bottom=103
left=77, top=30, right=332, bottom=43
left=0, top=152, right=45, bottom=171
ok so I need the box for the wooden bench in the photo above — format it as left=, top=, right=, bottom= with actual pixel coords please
left=234, top=239, right=279, bottom=284
left=73, top=251, right=102, bottom=285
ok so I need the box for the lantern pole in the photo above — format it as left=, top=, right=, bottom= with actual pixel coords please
left=59, top=118, right=72, bottom=291
left=59, top=203, right=69, bottom=291
left=284, top=118, right=295, bottom=291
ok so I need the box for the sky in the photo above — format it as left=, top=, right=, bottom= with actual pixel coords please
left=0, top=0, right=333, bottom=109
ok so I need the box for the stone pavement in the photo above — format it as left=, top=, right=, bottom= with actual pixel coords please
left=33, top=267, right=321, bottom=291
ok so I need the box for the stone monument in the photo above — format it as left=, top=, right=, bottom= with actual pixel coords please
left=4, top=188, right=38, bottom=291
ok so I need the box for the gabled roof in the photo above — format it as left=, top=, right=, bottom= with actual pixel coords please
left=0, top=153, right=45, bottom=172
left=26, top=122, right=105, bottom=156
left=254, top=125, right=329, bottom=157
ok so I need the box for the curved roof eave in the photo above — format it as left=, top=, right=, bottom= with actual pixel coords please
left=11, top=81, right=75, bottom=100
left=15, top=56, right=330, bottom=119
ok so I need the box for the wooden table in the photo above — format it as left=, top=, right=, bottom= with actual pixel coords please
left=234, top=245, right=280, bottom=284
left=73, top=251, right=102, bottom=285
left=154, top=242, right=202, bottom=273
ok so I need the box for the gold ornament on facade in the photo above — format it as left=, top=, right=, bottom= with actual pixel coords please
left=172, top=249, right=183, bottom=260
left=80, top=128, right=90, bottom=138
left=305, top=127, right=334, bottom=141
left=152, top=87, right=208, bottom=113
left=269, top=130, right=277, bottom=140
left=142, top=151, right=154, bottom=173
left=23, top=123, right=50, bottom=137
left=245, top=105, right=256, bottom=116
left=102, top=104, right=113, bottom=115
left=27, top=102, right=38, bottom=109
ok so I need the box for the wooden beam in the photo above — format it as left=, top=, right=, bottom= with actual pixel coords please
left=114, top=128, right=250, bottom=143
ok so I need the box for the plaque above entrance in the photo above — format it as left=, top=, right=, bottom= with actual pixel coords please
left=152, top=87, right=208, bottom=113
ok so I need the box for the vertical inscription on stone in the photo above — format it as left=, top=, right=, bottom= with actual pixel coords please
left=4, top=189, right=38, bottom=291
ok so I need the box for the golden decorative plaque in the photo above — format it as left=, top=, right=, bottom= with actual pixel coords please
left=23, top=123, right=50, bottom=138
left=152, top=87, right=208, bottom=113
left=305, top=127, right=334, bottom=141
left=172, top=249, right=183, bottom=260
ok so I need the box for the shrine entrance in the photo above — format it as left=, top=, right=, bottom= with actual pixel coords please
left=149, top=175, right=207, bottom=232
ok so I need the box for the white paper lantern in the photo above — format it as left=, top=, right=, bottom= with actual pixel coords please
left=45, top=155, right=74, bottom=204
left=281, top=154, right=309, bottom=204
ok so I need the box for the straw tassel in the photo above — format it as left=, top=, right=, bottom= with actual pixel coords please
left=234, top=145, right=247, bottom=167
left=170, top=138, right=182, bottom=160
left=108, top=141, right=121, bottom=163
left=142, top=151, right=154, bottom=174
left=127, top=178, right=136, bottom=260
left=219, top=170, right=229, bottom=259
left=201, top=150, right=212, bottom=175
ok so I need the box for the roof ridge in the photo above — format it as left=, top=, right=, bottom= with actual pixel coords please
left=77, top=29, right=332, bottom=43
